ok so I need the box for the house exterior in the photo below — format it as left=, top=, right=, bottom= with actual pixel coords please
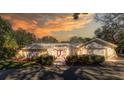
left=16, top=38, right=118, bottom=62
left=77, top=38, right=118, bottom=60
left=16, top=43, right=76, bottom=62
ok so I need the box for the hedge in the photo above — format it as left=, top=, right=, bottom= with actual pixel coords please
left=35, top=55, right=54, bottom=66
left=0, top=60, right=35, bottom=70
left=66, top=54, right=105, bottom=66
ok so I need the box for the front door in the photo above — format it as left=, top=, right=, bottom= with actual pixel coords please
left=57, top=50, right=64, bottom=57
left=54, top=49, right=67, bottom=62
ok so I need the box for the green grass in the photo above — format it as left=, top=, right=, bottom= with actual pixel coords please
left=0, top=60, right=36, bottom=70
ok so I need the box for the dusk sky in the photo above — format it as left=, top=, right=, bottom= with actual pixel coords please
left=0, top=13, right=102, bottom=41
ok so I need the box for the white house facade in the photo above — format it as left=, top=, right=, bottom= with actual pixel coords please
left=16, top=38, right=118, bottom=62
left=16, top=43, right=76, bottom=62
left=77, top=38, right=118, bottom=60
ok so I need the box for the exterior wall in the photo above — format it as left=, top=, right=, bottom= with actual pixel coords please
left=77, top=41, right=117, bottom=60
left=16, top=45, right=75, bottom=59
left=106, top=47, right=117, bottom=60
left=16, top=49, right=48, bottom=58
left=47, top=46, right=70, bottom=58
left=16, top=41, right=117, bottom=61
left=77, top=42, right=106, bottom=55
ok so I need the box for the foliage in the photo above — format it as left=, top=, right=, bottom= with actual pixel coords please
left=0, top=17, right=16, bottom=46
left=0, top=47, right=16, bottom=59
left=14, top=28, right=37, bottom=48
left=73, top=13, right=80, bottom=20
left=116, top=39, right=124, bottom=55
left=66, top=55, right=79, bottom=65
left=0, top=60, right=34, bottom=70
left=37, top=36, right=58, bottom=43
left=0, top=17, right=18, bottom=59
left=69, top=36, right=91, bottom=44
left=73, top=13, right=88, bottom=20
left=95, top=14, right=124, bottom=56
left=3, top=33, right=18, bottom=49
left=95, top=14, right=124, bottom=44
left=35, top=55, right=54, bottom=66
left=66, top=55, right=105, bottom=66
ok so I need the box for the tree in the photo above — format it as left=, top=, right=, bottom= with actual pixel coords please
left=95, top=13, right=124, bottom=44
left=37, top=36, right=58, bottom=43
left=14, top=28, right=37, bottom=48
left=69, top=36, right=82, bottom=44
left=73, top=13, right=89, bottom=20
left=0, top=16, right=18, bottom=58
left=0, top=16, right=14, bottom=46
left=73, top=13, right=80, bottom=20
left=69, top=36, right=91, bottom=44
left=3, top=33, right=18, bottom=49
left=94, top=14, right=124, bottom=55
left=95, top=13, right=124, bottom=27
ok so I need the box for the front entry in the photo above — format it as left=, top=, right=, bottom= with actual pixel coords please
left=55, top=49, right=67, bottom=62
left=47, top=47, right=70, bottom=65
left=57, top=50, right=64, bottom=57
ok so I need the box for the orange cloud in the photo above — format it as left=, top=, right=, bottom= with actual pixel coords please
left=1, top=15, right=12, bottom=20
left=0, top=14, right=93, bottom=38
left=12, top=19, right=37, bottom=31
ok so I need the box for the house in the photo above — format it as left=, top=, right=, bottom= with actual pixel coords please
left=16, top=38, right=118, bottom=62
left=16, top=43, right=76, bottom=62
left=77, top=38, right=118, bottom=60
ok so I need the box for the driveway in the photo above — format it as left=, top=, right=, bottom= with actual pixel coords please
left=0, top=62, right=124, bottom=80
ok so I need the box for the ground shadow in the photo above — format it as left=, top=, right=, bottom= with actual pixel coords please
left=1, top=64, right=124, bottom=80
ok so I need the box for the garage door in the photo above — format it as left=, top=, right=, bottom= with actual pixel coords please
left=87, top=48, right=107, bottom=57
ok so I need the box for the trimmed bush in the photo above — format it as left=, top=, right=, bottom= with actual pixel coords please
left=66, top=55, right=79, bottom=65
left=35, top=55, right=54, bottom=66
left=66, top=54, right=105, bottom=66
left=0, top=60, right=35, bottom=70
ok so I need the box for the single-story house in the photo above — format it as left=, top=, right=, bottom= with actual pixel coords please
left=16, top=38, right=118, bottom=62
left=16, top=43, right=76, bottom=62
left=77, top=38, right=118, bottom=60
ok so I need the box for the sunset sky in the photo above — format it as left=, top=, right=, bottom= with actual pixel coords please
left=0, top=13, right=102, bottom=41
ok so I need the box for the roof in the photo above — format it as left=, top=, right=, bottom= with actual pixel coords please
left=22, top=43, right=74, bottom=50
left=76, top=43, right=84, bottom=48
left=84, top=38, right=117, bottom=48
left=21, top=38, right=117, bottom=50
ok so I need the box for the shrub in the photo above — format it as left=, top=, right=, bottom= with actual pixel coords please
left=78, top=55, right=89, bottom=65
left=0, top=60, right=21, bottom=70
left=0, top=47, right=16, bottom=59
left=21, top=62, right=34, bottom=67
left=66, top=54, right=105, bottom=66
left=66, top=55, right=79, bottom=65
left=0, top=60, right=35, bottom=70
left=93, top=55, right=105, bottom=64
left=35, top=55, right=54, bottom=66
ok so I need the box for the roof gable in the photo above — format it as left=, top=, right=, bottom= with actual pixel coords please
left=84, top=38, right=117, bottom=48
